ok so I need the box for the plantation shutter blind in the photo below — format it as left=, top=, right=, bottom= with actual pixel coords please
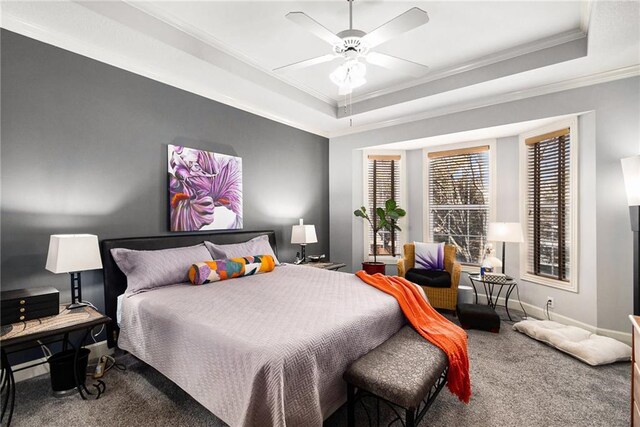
left=367, top=155, right=401, bottom=257
left=428, top=146, right=490, bottom=264
left=525, top=128, right=571, bottom=281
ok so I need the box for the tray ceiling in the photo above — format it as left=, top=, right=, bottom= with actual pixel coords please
left=1, top=1, right=639, bottom=137
left=140, top=1, right=583, bottom=102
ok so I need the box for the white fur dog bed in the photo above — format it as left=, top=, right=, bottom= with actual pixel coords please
left=513, top=319, right=631, bottom=366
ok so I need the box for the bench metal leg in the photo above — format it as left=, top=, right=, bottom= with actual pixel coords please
left=346, top=367, right=447, bottom=427
left=405, top=408, right=415, bottom=427
left=347, top=383, right=356, bottom=427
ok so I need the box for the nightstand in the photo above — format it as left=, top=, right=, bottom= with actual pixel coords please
left=302, top=262, right=347, bottom=271
left=0, top=305, right=110, bottom=426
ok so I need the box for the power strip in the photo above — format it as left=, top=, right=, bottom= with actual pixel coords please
left=93, top=355, right=107, bottom=379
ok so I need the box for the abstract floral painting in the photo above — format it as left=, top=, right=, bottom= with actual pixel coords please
left=168, top=145, right=242, bottom=231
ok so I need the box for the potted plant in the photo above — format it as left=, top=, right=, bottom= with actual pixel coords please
left=354, top=199, right=406, bottom=275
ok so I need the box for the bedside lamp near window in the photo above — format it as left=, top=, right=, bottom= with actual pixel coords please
left=487, top=222, right=524, bottom=276
left=291, top=219, right=317, bottom=263
left=622, top=155, right=640, bottom=315
left=45, top=234, right=103, bottom=309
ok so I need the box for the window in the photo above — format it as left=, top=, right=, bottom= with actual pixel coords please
left=426, top=145, right=492, bottom=265
left=521, top=122, right=577, bottom=289
left=364, top=153, right=405, bottom=259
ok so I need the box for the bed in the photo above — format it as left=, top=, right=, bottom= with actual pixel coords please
left=102, top=230, right=405, bottom=426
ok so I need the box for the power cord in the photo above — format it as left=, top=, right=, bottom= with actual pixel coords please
left=545, top=300, right=552, bottom=320
left=37, top=340, right=53, bottom=372
left=91, top=354, right=126, bottom=379
left=37, top=340, right=52, bottom=359
left=513, top=285, right=528, bottom=320
left=81, top=300, right=105, bottom=343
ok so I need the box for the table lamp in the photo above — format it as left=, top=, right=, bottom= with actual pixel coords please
left=291, top=219, right=317, bottom=263
left=45, top=234, right=103, bottom=309
left=622, top=155, right=640, bottom=315
left=487, top=222, right=524, bottom=275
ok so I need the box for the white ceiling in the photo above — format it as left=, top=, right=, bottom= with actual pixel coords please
left=1, top=1, right=639, bottom=137
left=137, top=1, right=583, bottom=101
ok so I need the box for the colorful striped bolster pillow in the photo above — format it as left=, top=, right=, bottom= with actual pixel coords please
left=188, top=255, right=276, bottom=285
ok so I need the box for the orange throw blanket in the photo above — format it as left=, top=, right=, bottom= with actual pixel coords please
left=356, top=271, right=471, bottom=403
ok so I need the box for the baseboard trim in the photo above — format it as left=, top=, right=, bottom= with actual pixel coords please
left=475, top=293, right=632, bottom=345
left=12, top=340, right=113, bottom=383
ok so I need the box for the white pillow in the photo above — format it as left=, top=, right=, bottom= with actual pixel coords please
left=513, top=319, right=631, bottom=366
left=204, top=235, right=280, bottom=265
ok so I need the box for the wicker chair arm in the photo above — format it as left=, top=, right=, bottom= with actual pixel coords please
left=397, top=259, right=406, bottom=277
left=450, top=261, right=462, bottom=290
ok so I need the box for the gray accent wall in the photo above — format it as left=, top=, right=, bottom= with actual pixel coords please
left=1, top=30, right=329, bottom=313
left=330, top=76, right=640, bottom=334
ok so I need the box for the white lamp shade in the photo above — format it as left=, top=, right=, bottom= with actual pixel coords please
left=45, top=234, right=103, bottom=273
left=487, top=256, right=503, bottom=268
left=487, top=222, right=524, bottom=243
left=622, top=155, right=640, bottom=206
left=291, top=225, right=318, bottom=245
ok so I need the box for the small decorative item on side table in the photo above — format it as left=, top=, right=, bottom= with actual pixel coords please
left=0, top=305, right=111, bottom=426
left=468, top=274, right=525, bottom=321
left=303, top=261, right=347, bottom=271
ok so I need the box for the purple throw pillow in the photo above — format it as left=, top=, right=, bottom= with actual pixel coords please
left=204, top=235, right=280, bottom=265
left=414, top=242, right=445, bottom=270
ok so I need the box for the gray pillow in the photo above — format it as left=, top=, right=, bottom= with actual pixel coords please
left=204, top=235, right=280, bottom=265
left=111, top=243, right=213, bottom=295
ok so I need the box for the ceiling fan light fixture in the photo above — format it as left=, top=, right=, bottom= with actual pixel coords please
left=330, top=60, right=367, bottom=94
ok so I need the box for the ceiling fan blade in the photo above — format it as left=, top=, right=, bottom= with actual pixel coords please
left=361, top=8, right=429, bottom=48
left=273, top=54, right=338, bottom=73
left=286, top=12, right=343, bottom=46
left=365, top=52, right=429, bottom=77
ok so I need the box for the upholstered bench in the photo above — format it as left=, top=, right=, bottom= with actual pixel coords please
left=456, top=303, right=500, bottom=333
left=343, top=326, right=448, bottom=427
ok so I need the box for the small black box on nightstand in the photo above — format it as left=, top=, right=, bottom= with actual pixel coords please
left=1, top=287, right=60, bottom=325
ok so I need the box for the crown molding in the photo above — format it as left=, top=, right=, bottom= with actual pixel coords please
left=329, top=64, right=640, bottom=138
left=1, top=9, right=331, bottom=138
left=123, top=1, right=340, bottom=106
left=580, top=0, right=594, bottom=34
left=348, top=28, right=587, bottom=105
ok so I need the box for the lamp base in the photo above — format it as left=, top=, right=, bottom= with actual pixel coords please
left=630, top=206, right=639, bottom=315
left=67, top=302, right=89, bottom=310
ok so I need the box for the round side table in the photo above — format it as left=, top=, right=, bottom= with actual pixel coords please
left=468, top=275, right=519, bottom=321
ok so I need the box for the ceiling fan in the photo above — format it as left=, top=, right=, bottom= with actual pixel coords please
left=274, top=0, right=430, bottom=95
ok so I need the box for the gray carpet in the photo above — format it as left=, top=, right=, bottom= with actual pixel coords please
left=10, top=310, right=630, bottom=426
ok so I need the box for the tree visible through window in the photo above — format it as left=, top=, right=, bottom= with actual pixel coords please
left=367, top=155, right=401, bottom=257
left=428, top=146, right=490, bottom=264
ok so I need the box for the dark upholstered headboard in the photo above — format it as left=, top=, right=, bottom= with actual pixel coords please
left=101, top=230, right=277, bottom=348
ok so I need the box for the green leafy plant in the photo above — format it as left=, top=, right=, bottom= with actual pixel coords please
left=354, top=199, right=407, bottom=263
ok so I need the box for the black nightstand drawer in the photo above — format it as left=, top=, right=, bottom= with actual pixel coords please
left=1, top=287, right=59, bottom=325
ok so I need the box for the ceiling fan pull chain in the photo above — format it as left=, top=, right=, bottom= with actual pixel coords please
left=350, top=92, right=353, bottom=120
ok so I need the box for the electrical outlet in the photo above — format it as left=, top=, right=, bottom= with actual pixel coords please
left=546, top=297, right=554, bottom=309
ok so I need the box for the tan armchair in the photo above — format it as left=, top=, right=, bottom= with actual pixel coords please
left=397, top=243, right=462, bottom=311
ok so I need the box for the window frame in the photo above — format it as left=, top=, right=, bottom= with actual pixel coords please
left=519, top=117, right=579, bottom=292
left=362, top=150, right=408, bottom=264
left=422, top=139, right=497, bottom=268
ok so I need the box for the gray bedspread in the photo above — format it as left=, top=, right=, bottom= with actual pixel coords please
left=118, top=264, right=405, bottom=427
